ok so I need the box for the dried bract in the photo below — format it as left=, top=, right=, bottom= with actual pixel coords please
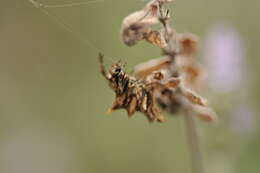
left=120, top=0, right=173, bottom=46
left=179, top=34, right=199, bottom=56
left=134, top=57, right=171, bottom=79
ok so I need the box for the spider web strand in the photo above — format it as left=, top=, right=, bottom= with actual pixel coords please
left=43, top=0, right=105, bottom=8
left=28, top=0, right=116, bottom=63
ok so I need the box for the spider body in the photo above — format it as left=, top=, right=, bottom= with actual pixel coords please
left=99, top=54, right=165, bottom=122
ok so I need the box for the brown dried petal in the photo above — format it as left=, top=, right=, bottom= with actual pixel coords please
left=134, top=57, right=171, bottom=79
left=184, top=90, right=207, bottom=106
left=120, top=3, right=159, bottom=46
left=191, top=105, right=218, bottom=122
left=144, top=30, right=164, bottom=48
left=179, top=34, right=199, bottom=56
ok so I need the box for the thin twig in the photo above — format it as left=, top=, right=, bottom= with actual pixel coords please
left=184, top=111, right=205, bottom=173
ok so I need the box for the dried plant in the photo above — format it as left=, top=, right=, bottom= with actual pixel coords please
left=100, top=1, right=218, bottom=173
left=100, top=0, right=217, bottom=123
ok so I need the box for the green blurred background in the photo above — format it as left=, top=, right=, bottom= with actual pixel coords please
left=0, top=0, right=260, bottom=173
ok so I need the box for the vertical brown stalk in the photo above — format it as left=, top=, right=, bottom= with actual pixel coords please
left=184, top=111, right=205, bottom=173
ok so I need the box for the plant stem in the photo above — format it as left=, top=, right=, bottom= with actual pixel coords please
left=184, top=112, right=205, bottom=173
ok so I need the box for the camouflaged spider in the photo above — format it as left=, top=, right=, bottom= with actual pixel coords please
left=99, top=53, right=180, bottom=122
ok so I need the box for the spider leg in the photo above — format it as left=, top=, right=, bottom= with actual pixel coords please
left=98, top=53, right=109, bottom=80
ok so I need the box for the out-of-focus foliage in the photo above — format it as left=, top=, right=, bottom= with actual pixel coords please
left=0, top=0, right=259, bottom=173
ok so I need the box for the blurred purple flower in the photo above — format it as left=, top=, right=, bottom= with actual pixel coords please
left=202, top=22, right=256, bottom=136
left=202, top=22, right=246, bottom=93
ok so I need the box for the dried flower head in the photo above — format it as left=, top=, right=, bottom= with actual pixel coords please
left=100, top=0, right=217, bottom=123
left=120, top=0, right=173, bottom=46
